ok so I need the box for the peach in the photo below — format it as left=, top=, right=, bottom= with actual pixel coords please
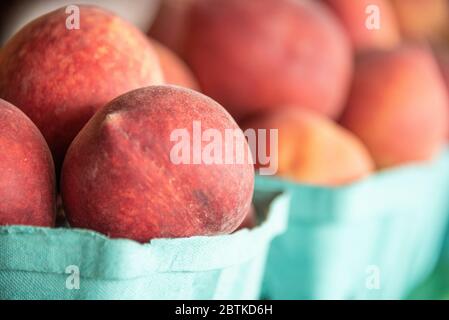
left=243, top=108, right=374, bottom=186
left=0, top=99, right=56, bottom=226
left=0, top=5, right=164, bottom=170
left=322, top=0, right=400, bottom=51
left=391, top=0, right=449, bottom=42
left=340, top=46, right=449, bottom=168
left=61, top=85, right=254, bottom=242
left=184, top=0, right=353, bottom=120
left=151, top=39, right=200, bottom=90
left=149, top=0, right=199, bottom=56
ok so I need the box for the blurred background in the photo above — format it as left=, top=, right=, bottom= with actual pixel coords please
left=0, top=0, right=160, bottom=45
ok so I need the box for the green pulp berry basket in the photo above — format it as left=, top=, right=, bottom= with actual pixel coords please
left=411, top=194, right=449, bottom=299
left=0, top=195, right=288, bottom=300
left=256, top=149, right=449, bottom=300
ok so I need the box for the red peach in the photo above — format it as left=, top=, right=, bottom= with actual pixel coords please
left=61, top=85, right=254, bottom=242
left=0, top=5, right=164, bottom=170
left=0, top=99, right=56, bottom=226
left=322, top=0, right=400, bottom=51
left=184, top=0, right=353, bottom=120
left=340, top=46, right=449, bottom=168
left=151, top=39, right=200, bottom=90
left=244, top=108, right=374, bottom=186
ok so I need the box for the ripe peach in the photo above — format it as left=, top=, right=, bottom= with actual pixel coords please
left=340, top=46, right=449, bottom=168
left=61, top=85, right=254, bottom=242
left=243, top=108, right=374, bottom=186
left=322, top=0, right=400, bottom=51
left=0, top=99, right=56, bottom=226
left=184, top=0, right=353, bottom=120
left=0, top=5, right=164, bottom=170
left=151, top=39, right=200, bottom=90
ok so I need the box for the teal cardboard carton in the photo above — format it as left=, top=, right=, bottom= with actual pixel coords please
left=257, top=150, right=449, bottom=299
left=0, top=194, right=288, bottom=300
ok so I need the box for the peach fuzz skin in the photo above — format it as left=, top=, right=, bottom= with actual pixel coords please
left=61, top=86, right=254, bottom=243
left=0, top=5, right=164, bottom=171
left=0, top=99, right=56, bottom=227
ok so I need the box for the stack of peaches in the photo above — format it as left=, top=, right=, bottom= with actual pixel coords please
left=0, top=0, right=448, bottom=243
left=151, top=0, right=449, bottom=185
